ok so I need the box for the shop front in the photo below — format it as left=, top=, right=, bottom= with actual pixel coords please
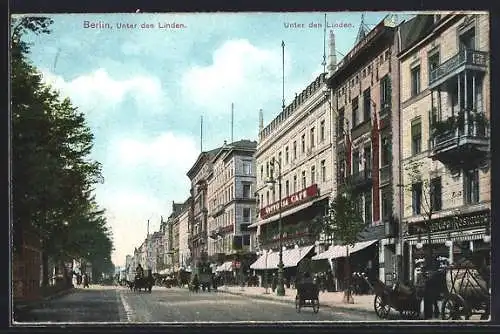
left=404, top=208, right=491, bottom=285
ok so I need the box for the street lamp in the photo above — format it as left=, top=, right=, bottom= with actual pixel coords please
left=266, top=157, right=285, bottom=296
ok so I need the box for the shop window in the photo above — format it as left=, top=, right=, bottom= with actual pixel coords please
left=411, top=65, right=421, bottom=97
left=411, top=120, right=422, bottom=155
left=464, top=169, right=480, bottom=204
left=412, top=182, right=423, bottom=215
left=430, top=177, right=442, bottom=211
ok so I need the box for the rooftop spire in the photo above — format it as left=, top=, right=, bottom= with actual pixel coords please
left=356, top=13, right=369, bottom=44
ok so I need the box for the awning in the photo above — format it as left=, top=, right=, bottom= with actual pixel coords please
left=250, top=245, right=314, bottom=270
left=248, top=201, right=316, bottom=229
left=406, top=229, right=486, bottom=245
left=312, top=240, right=378, bottom=261
left=216, top=261, right=233, bottom=272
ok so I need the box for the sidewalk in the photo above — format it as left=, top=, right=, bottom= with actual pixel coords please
left=14, top=285, right=75, bottom=312
left=216, top=285, right=374, bottom=313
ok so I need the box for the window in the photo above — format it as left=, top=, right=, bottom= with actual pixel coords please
left=311, top=165, right=316, bottom=184
left=242, top=235, right=250, bottom=246
left=260, top=194, right=264, bottom=208
left=381, top=137, right=391, bottom=166
left=352, top=97, right=359, bottom=127
left=411, top=120, right=422, bottom=155
left=412, top=182, right=423, bottom=215
left=278, top=152, right=282, bottom=166
left=242, top=208, right=251, bottom=223
left=301, top=171, right=306, bottom=189
left=381, top=189, right=392, bottom=220
left=293, top=141, right=297, bottom=159
left=243, top=161, right=251, bottom=175
left=301, top=134, right=306, bottom=153
left=464, top=169, right=479, bottom=204
left=459, top=27, right=475, bottom=51
left=321, top=160, right=326, bottom=182
left=364, top=191, right=372, bottom=225
left=260, top=165, right=264, bottom=179
left=428, top=51, right=440, bottom=75
left=266, top=162, right=269, bottom=177
left=430, top=177, right=442, bottom=211
left=310, top=127, right=315, bottom=148
left=272, top=188, right=275, bottom=202
left=338, top=107, right=345, bottom=135
left=293, top=175, right=297, bottom=193
left=352, top=150, right=360, bottom=174
left=320, top=120, right=325, bottom=142
left=285, top=180, right=290, bottom=197
left=285, top=146, right=289, bottom=164
left=363, top=88, right=371, bottom=122
left=364, top=146, right=371, bottom=172
left=380, top=75, right=391, bottom=111
left=266, top=191, right=269, bottom=205
left=242, top=184, right=251, bottom=199
left=411, top=65, right=421, bottom=97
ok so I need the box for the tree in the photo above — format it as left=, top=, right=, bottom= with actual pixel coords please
left=11, top=16, right=114, bottom=286
left=316, top=185, right=365, bottom=303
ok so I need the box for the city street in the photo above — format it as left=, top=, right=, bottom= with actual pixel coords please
left=15, top=285, right=378, bottom=323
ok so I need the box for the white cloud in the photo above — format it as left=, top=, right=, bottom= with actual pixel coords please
left=100, top=132, right=200, bottom=266
left=181, top=39, right=292, bottom=115
left=40, top=68, right=167, bottom=117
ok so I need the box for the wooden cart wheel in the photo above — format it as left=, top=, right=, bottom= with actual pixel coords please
left=374, top=294, right=390, bottom=319
left=441, top=294, right=469, bottom=320
left=295, top=296, right=301, bottom=313
left=312, top=299, right=320, bottom=313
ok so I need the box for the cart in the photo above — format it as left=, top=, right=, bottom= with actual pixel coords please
left=441, top=262, right=490, bottom=320
left=372, top=279, right=421, bottom=319
left=295, top=281, right=320, bottom=313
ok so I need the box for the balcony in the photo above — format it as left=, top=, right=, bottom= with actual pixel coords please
left=379, top=164, right=391, bottom=186
left=210, top=204, right=225, bottom=218
left=351, top=120, right=372, bottom=141
left=430, top=111, right=490, bottom=167
left=347, top=169, right=372, bottom=189
left=429, top=49, right=488, bottom=88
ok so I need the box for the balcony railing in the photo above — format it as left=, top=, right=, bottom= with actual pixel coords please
left=348, top=169, right=372, bottom=188
left=429, top=49, right=488, bottom=86
left=379, top=164, right=391, bottom=185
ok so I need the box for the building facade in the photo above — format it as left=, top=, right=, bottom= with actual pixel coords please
left=207, top=140, right=258, bottom=265
left=178, top=198, right=192, bottom=269
left=187, top=148, right=220, bottom=266
left=249, top=71, right=335, bottom=261
left=396, top=13, right=490, bottom=283
left=326, top=16, right=398, bottom=284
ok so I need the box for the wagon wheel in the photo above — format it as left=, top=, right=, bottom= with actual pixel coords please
left=312, top=299, right=320, bottom=313
left=295, top=296, right=301, bottom=313
left=441, top=294, right=470, bottom=320
left=374, top=294, right=390, bottom=319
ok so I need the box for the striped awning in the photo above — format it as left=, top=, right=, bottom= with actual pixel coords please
left=250, top=245, right=314, bottom=270
left=312, top=240, right=378, bottom=261
left=216, top=261, right=233, bottom=272
left=406, top=229, right=485, bottom=245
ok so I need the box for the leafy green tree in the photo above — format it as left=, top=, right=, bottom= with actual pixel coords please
left=11, top=16, right=114, bottom=286
left=315, top=185, right=365, bottom=303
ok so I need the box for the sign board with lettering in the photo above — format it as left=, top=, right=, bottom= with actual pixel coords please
left=260, top=184, right=319, bottom=219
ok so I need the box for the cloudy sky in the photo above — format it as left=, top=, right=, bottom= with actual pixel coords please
left=19, top=12, right=412, bottom=266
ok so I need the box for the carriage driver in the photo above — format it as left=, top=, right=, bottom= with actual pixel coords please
left=136, top=263, right=144, bottom=279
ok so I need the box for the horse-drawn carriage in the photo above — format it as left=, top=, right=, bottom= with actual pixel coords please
left=295, top=258, right=320, bottom=313
left=132, top=269, right=154, bottom=293
left=373, top=279, right=422, bottom=319
left=440, top=261, right=490, bottom=320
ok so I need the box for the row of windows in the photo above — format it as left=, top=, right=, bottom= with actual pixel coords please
left=210, top=183, right=253, bottom=211
left=260, top=160, right=327, bottom=207
left=261, top=121, right=326, bottom=180
left=411, top=170, right=480, bottom=216
left=211, top=160, right=253, bottom=190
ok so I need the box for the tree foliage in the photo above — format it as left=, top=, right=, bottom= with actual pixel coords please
left=11, top=16, right=113, bottom=272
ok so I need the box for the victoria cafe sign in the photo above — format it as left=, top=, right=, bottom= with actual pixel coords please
left=260, top=184, right=319, bottom=219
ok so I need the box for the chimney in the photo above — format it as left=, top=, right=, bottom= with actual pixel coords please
left=328, top=30, right=337, bottom=75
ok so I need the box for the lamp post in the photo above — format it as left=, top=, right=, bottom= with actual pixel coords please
left=266, top=157, right=285, bottom=296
